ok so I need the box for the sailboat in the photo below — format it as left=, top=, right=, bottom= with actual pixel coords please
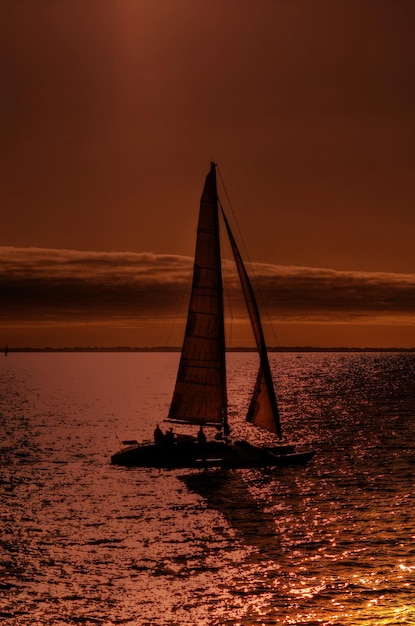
left=111, top=163, right=314, bottom=469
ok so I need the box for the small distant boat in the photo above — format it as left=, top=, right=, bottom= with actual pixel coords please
left=111, top=163, right=314, bottom=469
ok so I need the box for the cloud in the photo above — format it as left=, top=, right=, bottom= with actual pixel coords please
left=1, top=247, right=414, bottom=327
left=1, top=247, right=193, bottom=322
left=244, top=263, right=415, bottom=323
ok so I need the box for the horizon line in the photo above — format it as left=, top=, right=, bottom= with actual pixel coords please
left=4, top=346, right=415, bottom=353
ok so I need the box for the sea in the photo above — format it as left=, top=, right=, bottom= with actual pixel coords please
left=1, top=351, right=414, bottom=626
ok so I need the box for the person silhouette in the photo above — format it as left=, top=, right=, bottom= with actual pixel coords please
left=197, top=425, right=206, bottom=446
left=165, top=427, right=175, bottom=445
left=153, top=424, right=164, bottom=445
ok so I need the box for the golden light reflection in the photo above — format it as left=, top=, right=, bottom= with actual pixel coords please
left=3, top=351, right=414, bottom=625
left=398, top=562, right=415, bottom=572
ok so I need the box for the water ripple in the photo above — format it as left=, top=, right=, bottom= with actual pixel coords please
left=1, top=352, right=414, bottom=625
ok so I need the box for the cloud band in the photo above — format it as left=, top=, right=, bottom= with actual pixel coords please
left=1, top=246, right=414, bottom=325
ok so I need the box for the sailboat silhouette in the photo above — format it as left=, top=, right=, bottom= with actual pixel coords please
left=112, top=163, right=314, bottom=469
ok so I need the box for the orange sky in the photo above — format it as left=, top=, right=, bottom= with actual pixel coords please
left=1, top=1, right=414, bottom=348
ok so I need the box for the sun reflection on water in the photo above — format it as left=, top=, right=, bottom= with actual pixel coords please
left=1, top=352, right=415, bottom=625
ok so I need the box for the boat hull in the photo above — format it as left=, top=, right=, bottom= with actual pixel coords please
left=111, top=439, right=314, bottom=469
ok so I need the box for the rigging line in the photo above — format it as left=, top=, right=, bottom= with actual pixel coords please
left=220, top=223, right=234, bottom=350
left=217, top=165, right=281, bottom=350
left=217, top=168, right=240, bottom=351
left=217, top=165, right=249, bottom=259
left=163, top=261, right=192, bottom=349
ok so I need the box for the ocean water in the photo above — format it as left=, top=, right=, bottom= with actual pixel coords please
left=1, top=351, right=414, bottom=625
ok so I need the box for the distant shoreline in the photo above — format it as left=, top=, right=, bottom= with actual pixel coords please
left=5, top=346, right=415, bottom=353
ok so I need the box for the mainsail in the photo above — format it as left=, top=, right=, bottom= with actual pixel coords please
left=168, top=163, right=227, bottom=426
left=221, top=208, right=282, bottom=438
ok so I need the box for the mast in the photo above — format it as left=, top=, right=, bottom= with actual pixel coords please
left=168, top=163, right=227, bottom=427
left=221, top=207, right=282, bottom=438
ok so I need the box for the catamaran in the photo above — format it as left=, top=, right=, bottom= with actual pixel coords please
left=111, top=163, right=314, bottom=469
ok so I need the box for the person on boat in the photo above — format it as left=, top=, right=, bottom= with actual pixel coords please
left=153, top=424, right=164, bottom=445
left=197, top=425, right=206, bottom=446
left=165, top=427, right=175, bottom=445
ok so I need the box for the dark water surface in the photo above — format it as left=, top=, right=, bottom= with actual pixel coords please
left=1, top=352, right=414, bottom=625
